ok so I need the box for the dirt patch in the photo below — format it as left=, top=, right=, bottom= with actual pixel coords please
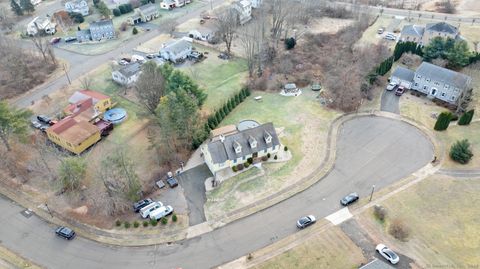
left=457, top=0, right=480, bottom=16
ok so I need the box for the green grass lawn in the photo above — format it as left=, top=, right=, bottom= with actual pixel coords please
left=361, top=175, right=480, bottom=267
left=179, top=45, right=248, bottom=112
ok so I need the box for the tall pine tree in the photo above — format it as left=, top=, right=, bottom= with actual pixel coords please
left=20, top=0, right=34, bottom=14
left=11, top=0, right=23, bottom=16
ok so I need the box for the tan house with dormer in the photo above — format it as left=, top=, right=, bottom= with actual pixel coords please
left=400, top=22, right=460, bottom=46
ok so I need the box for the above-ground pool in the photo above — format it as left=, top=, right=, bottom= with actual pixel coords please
left=237, top=120, right=260, bottom=131
left=103, top=108, right=127, bottom=124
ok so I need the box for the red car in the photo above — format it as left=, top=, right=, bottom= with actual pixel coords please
left=50, top=37, right=61, bottom=44
left=395, top=86, right=406, bottom=96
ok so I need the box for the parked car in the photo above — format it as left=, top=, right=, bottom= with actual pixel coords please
left=395, top=86, right=406, bottom=96
left=131, top=55, right=146, bottom=63
left=140, top=201, right=163, bottom=218
left=65, top=36, right=77, bottom=42
left=150, top=205, right=174, bottom=221
left=383, top=33, right=397, bottom=41
left=121, top=57, right=131, bottom=62
left=55, top=226, right=76, bottom=240
left=377, top=27, right=385, bottom=34
left=37, top=115, right=52, bottom=125
left=188, top=51, right=204, bottom=61
left=133, top=198, right=153, bottom=212
left=386, top=82, right=397, bottom=91
left=118, top=60, right=129, bottom=66
left=146, top=53, right=157, bottom=59
left=296, top=215, right=316, bottom=229
left=376, top=244, right=400, bottom=264
left=340, top=192, right=359, bottom=206
left=31, top=119, right=43, bottom=130
left=50, top=37, right=61, bottom=44
left=218, top=52, right=230, bottom=60
left=166, top=172, right=178, bottom=188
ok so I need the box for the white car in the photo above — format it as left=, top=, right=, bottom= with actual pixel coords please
left=386, top=82, right=397, bottom=91
left=149, top=205, right=174, bottom=221
left=376, top=244, right=400, bottom=264
left=383, top=33, right=397, bottom=41
left=139, top=201, right=163, bottom=218
left=296, top=215, right=316, bottom=229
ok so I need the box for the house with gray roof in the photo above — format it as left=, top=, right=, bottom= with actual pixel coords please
left=76, top=20, right=115, bottom=42
left=400, top=22, right=460, bottom=46
left=112, top=62, right=142, bottom=85
left=390, top=66, right=415, bottom=89
left=201, top=122, right=281, bottom=174
left=127, top=3, right=159, bottom=25
left=159, top=38, right=193, bottom=63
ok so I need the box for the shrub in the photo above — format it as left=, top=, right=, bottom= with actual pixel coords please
left=247, top=157, right=253, bottom=164
left=237, top=163, right=244, bottom=170
left=113, top=8, right=121, bottom=16
left=261, top=156, right=268, bottom=161
left=124, top=221, right=131, bottom=229
left=120, top=22, right=128, bottom=31
left=388, top=218, right=410, bottom=241
left=161, top=217, right=168, bottom=225
left=69, top=12, right=85, bottom=23
left=373, top=205, right=387, bottom=222
left=119, top=4, right=127, bottom=14
left=232, top=166, right=238, bottom=172
left=132, top=27, right=138, bottom=35
left=172, top=214, right=178, bottom=222
left=284, top=37, right=296, bottom=50
left=434, top=111, right=452, bottom=131
left=267, top=153, right=271, bottom=158
left=450, top=139, right=473, bottom=164
left=115, top=220, right=122, bottom=226
left=284, top=146, right=288, bottom=151
left=143, top=221, right=149, bottom=227
left=150, top=219, right=158, bottom=226
left=274, top=155, right=278, bottom=160
left=244, top=162, right=250, bottom=168
left=133, top=221, right=139, bottom=228
left=458, top=109, right=475, bottom=125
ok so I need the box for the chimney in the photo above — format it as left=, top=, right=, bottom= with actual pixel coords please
left=219, top=134, right=225, bottom=143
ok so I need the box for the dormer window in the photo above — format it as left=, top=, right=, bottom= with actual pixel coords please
left=248, top=136, right=257, bottom=149
left=233, top=141, right=242, bottom=154
left=264, top=131, right=272, bottom=144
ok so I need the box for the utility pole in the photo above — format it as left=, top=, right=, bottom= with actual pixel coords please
left=45, top=203, right=53, bottom=218
left=210, top=0, right=213, bottom=10
left=369, top=185, right=375, bottom=202
left=63, top=63, right=71, bottom=85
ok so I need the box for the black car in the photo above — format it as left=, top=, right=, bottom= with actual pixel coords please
left=340, top=192, right=359, bottom=206
left=37, top=115, right=52, bottom=125
left=65, top=36, right=77, bottom=42
left=133, top=198, right=153, bottom=212
left=55, top=226, right=76, bottom=240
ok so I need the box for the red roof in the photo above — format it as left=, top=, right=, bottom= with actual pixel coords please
left=48, top=117, right=77, bottom=135
left=65, top=98, right=93, bottom=115
left=79, top=90, right=109, bottom=101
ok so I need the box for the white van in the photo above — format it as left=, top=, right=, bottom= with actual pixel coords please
left=140, top=201, right=163, bottom=218
left=149, top=205, right=174, bottom=221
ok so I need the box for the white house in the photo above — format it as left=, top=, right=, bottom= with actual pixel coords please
left=201, top=122, right=280, bottom=174
left=159, top=38, right=193, bottom=63
left=112, top=62, right=142, bottom=86
left=65, top=0, right=89, bottom=16
left=26, top=16, right=56, bottom=36
left=250, top=0, right=261, bottom=8
left=232, top=0, right=252, bottom=25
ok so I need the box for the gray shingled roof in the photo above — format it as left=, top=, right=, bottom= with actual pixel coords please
left=359, top=259, right=395, bottom=269
left=416, top=62, right=472, bottom=89
left=118, top=62, right=141, bottom=77
left=207, top=123, right=280, bottom=164
left=392, top=66, right=415, bottom=82
left=161, top=39, right=192, bottom=55
left=400, top=25, right=424, bottom=37
left=139, top=3, right=158, bottom=15
left=426, top=22, right=458, bottom=35
left=90, top=19, right=114, bottom=29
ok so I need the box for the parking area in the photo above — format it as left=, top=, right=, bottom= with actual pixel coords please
left=380, top=89, right=400, bottom=114
left=177, top=164, right=212, bottom=226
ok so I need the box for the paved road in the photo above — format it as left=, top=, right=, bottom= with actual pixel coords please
left=380, top=89, right=400, bottom=114
left=0, top=116, right=433, bottom=269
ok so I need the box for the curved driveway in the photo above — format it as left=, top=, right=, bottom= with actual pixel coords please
left=0, top=116, right=433, bottom=269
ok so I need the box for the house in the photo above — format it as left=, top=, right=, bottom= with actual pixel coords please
left=65, top=90, right=113, bottom=115
left=400, top=22, right=460, bottom=46
left=281, top=83, right=302, bottom=96
left=201, top=122, right=280, bottom=174
left=26, top=16, right=56, bottom=36
left=390, top=66, right=415, bottom=89
left=359, top=258, right=395, bottom=269
left=160, top=38, right=193, bottom=63
left=65, top=0, right=89, bottom=16
left=250, top=0, right=261, bottom=8
left=232, top=0, right=252, bottom=25
left=76, top=20, right=115, bottom=42
left=160, top=0, right=176, bottom=9
left=391, top=62, right=472, bottom=105
left=127, top=3, right=159, bottom=25
left=112, top=62, right=142, bottom=85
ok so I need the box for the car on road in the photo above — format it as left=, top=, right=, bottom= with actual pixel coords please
left=133, top=198, right=153, bottom=212
left=55, top=226, right=76, bottom=240
left=296, top=215, right=316, bottom=229
left=395, top=86, right=406, bottom=96
left=386, top=82, right=397, bottom=91
left=340, top=192, right=359, bottom=206
left=37, top=115, right=52, bottom=125
left=50, top=37, right=61, bottom=44
left=150, top=205, right=174, bottom=221
left=376, top=244, right=400, bottom=264
left=65, top=36, right=77, bottom=43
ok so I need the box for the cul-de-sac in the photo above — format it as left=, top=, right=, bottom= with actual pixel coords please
left=0, top=0, right=479, bottom=268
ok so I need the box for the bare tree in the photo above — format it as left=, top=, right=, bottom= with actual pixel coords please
left=239, top=18, right=265, bottom=77
left=215, top=8, right=238, bottom=55
left=0, top=7, right=15, bottom=32
left=80, top=76, right=93, bottom=89
left=134, top=61, right=165, bottom=114
left=31, top=35, right=55, bottom=64
left=267, top=0, right=291, bottom=45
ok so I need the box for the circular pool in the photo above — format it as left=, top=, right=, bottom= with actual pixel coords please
left=237, top=119, right=260, bottom=131
left=103, top=108, right=127, bottom=124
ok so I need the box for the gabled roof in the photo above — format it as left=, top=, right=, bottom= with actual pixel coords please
left=426, top=22, right=458, bottom=35
left=64, top=97, right=93, bottom=115
left=161, top=39, right=192, bottom=55
left=392, top=66, right=415, bottom=82
left=68, top=90, right=109, bottom=105
left=400, top=25, right=425, bottom=37
left=116, top=62, right=141, bottom=77
left=138, top=3, right=158, bottom=15
left=415, top=62, right=472, bottom=89
left=48, top=116, right=99, bottom=145
left=207, top=122, right=280, bottom=164
left=90, top=20, right=114, bottom=32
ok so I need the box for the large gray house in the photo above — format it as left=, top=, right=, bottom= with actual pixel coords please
left=400, top=22, right=460, bottom=46
left=77, top=20, right=115, bottom=42
left=159, top=38, right=192, bottom=63
left=112, top=63, right=142, bottom=86
left=391, top=62, right=472, bottom=105
left=201, top=122, right=280, bottom=174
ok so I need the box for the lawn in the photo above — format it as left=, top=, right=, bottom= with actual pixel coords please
left=0, top=244, right=41, bottom=269
left=359, top=175, right=480, bottom=268
left=255, top=226, right=365, bottom=269
left=204, top=90, right=340, bottom=219
left=178, top=44, right=248, bottom=112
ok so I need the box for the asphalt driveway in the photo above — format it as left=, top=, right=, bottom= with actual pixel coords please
left=380, top=89, right=400, bottom=114
left=177, top=164, right=212, bottom=226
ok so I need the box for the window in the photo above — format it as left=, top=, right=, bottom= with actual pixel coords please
left=416, top=75, right=422, bottom=79
left=426, top=78, right=430, bottom=82
left=441, top=92, right=446, bottom=97
left=444, top=84, right=449, bottom=89
left=423, top=86, right=428, bottom=90
left=451, top=96, right=456, bottom=101
left=414, top=83, right=419, bottom=86
left=434, top=82, right=439, bottom=86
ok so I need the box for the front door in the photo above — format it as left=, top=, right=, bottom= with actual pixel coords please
left=430, top=88, right=437, bottom=96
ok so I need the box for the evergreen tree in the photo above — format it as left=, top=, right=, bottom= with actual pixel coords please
left=215, top=111, right=222, bottom=123
left=223, top=103, right=230, bottom=114
left=423, top=37, right=445, bottom=62
left=244, top=87, right=251, bottom=96
left=10, top=0, right=23, bottom=16
left=415, top=44, right=423, bottom=57
left=467, top=109, right=475, bottom=124
left=458, top=112, right=469, bottom=125
left=219, top=108, right=226, bottom=119
left=450, top=139, right=473, bottom=164
left=20, top=0, right=34, bottom=14
left=228, top=99, right=234, bottom=111
left=434, top=111, right=452, bottom=131
left=446, top=40, right=471, bottom=69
